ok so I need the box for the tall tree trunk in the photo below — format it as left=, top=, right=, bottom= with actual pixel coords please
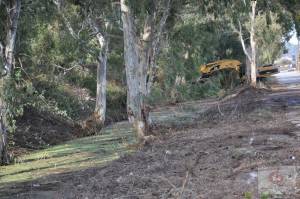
left=250, top=0, right=257, bottom=87
left=0, top=0, right=21, bottom=164
left=94, top=39, right=108, bottom=126
left=0, top=86, right=8, bottom=164
left=296, top=37, right=300, bottom=71
left=121, top=0, right=149, bottom=140
left=89, top=19, right=109, bottom=126
left=120, top=0, right=170, bottom=141
left=245, top=46, right=251, bottom=82
left=53, top=0, right=110, bottom=126
left=237, top=0, right=257, bottom=87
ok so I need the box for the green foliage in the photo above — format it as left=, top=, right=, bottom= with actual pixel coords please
left=0, top=0, right=298, bottom=145
left=279, top=0, right=300, bottom=37
left=67, top=69, right=97, bottom=97
left=161, top=8, right=245, bottom=84
left=244, top=192, right=252, bottom=199
left=147, top=72, right=240, bottom=106
left=66, top=68, right=127, bottom=122
left=32, top=76, right=91, bottom=120
left=1, top=74, right=73, bottom=134
left=255, top=12, right=284, bottom=65
left=149, top=7, right=244, bottom=106
left=106, top=83, right=127, bottom=123
left=260, top=192, right=270, bottom=199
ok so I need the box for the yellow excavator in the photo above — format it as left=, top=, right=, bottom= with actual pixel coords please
left=199, top=59, right=241, bottom=78
left=199, top=59, right=279, bottom=79
left=256, top=63, right=279, bottom=78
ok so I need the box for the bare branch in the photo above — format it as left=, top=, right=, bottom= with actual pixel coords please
left=238, top=20, right=252, bottom=62
left=87, top=17, right=108, bottom=50
left=61, top=13, right=79, bottom=40
left=51, top=63, right=80, bottom=74
left=88, top=17, right=104, bottom=37
left=52, top=0, right=60, bottom=7
left=148, top=0, right=171, bottom=60
left=179, top=171, right=190, bottom=199
left=0, top=42, right=3, bottom=59
left=242, top=0, right=246, bottom=6
left=18, top=58, right=32, bottom=80
left=52, top=0, right=80, bottom=40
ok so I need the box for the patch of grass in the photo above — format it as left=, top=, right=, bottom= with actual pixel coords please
left=244, top=192, right=252, bottom=199
left=1, top=98, right=213, bottom=189
left=260, top=192, right=270, bottom=199
left=0, top=122, right=136, bottom=186
left=106, top=83, right=127, bottom=123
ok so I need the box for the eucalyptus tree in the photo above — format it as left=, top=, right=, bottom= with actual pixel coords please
left=229, top=0, right=258, bottom=86
left=0, top=0, right=21, bottom=164
left=52, top=0, right=114, bottom=126
left=229, top=0, right=294, bottom=86
left=278, top=0, right=300, bottom=38
left=255, top=12, right=284, bottom=65
left=120, top=0, right=171, bottom=141
left=278, top=0, right=300, bottom=70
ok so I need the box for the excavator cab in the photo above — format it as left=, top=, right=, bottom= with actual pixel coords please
left=257, top=64, right=279, bottom=78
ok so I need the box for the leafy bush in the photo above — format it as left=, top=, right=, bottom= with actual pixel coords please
left=147, top=70, right=240, bottom=106
left=106, top=83, right=127, bottom=123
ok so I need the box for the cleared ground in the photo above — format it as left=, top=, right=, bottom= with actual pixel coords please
left=2, top=71, right=300, bottom=198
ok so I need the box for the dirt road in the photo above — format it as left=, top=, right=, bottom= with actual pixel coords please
left=3, top=71, right=300, bottom=198
left=269, top=70, right=300, bottom=90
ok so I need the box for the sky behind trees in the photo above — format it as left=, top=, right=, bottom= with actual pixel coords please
left=289, top=31, right=299, bottom=45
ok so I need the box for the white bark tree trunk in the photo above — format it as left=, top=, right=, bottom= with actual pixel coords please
left=53, top=0, right=110, bottom=126
left=250, top=0, right=257, bottom=87
left=246, top=46, right=251, bottom=81
left=120, top=0, right=170, bottom=141
left=296, top=37, right=300, bottom=71
left=238, top=0, right=257, bottom=87
left=94, top=30, right=109, bottom=126
left=121, top=0, right=148, bottom=140
left=0, top=0, right=21, bottom=164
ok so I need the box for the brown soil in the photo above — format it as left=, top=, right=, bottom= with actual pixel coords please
left=5, top=87, right=300, bottom=199
left=13, top=108, right=81, bottom=150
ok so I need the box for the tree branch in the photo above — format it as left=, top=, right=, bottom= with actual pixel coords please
left=51, top=63, right=80, bottom=74
left=61, top=14, right=79, bottom=40
left=151, top=0, right=171, bottom=56
left=238, top=20, right=252, bottom=62
left=52, top=0, right=80, bottom=40
left=0, top=42, right=3, bottom=59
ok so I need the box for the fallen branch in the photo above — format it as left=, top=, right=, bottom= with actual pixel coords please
left=51, top=63, right=80, bottom=73
left=228, top=160, right=277, bottom=178
left=178, top=171, right=190, bottom=199
left=217, top=103, right=224, bottom=116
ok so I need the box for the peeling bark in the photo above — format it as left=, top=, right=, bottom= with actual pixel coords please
left=238, top=0, right=257, bottom=87
left=53, top=0, right=110, bottom=126
left=121, top=0, right=146, bottom=139
left=297, top=37, right=300, bottom=71
left=120, top=0, right=170, bottom=141
left=245, top=46, right=251, bottom=81
left=92, top=20, right=109, bottom=126
left=0, top=0, right=21, bottom=164
left=250, top=0, right=257, bottom=87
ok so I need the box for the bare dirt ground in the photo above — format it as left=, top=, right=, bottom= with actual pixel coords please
left=3, top=71, right=300, bottom=199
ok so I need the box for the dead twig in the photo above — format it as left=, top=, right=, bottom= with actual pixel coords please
left=158, top=175, right=177, bottom=190
left=217, top=103, right=224, bottom=116
left=178, top=171, right=190, bottom=199
left=228, top=160, right=277, bottom=179
left=18, top=58, right=32, bottom=80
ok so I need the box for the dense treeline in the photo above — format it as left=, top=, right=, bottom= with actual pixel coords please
left=0, top=0, right=299, bottom=164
